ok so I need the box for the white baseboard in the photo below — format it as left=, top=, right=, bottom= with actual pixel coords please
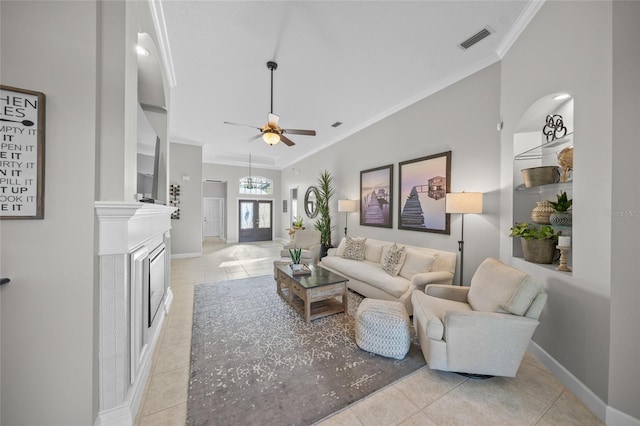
left=528, top=341, right=608, bottom=423
left=607, top=405, right=640, bottom=426
left=171, top=252, right=201, bottom=259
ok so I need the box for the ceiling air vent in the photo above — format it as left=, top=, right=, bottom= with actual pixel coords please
left=459, top=27, right=492, bottom=50
left=331, top=121, right=342, bottom=128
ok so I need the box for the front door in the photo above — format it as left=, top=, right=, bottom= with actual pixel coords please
left=238, top=200, right=272, bottom=242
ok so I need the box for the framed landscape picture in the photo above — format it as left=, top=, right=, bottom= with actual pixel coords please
left=398, top=151, right=451, bottom=234
left=360, top=164, right=393, bottom=228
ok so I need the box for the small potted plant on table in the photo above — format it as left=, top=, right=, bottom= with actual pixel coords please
left=289, top=248, right=303, bottom=272
left=509, top=222, right=560, bottom=264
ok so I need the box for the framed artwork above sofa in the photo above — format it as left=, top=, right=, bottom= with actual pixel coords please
left=398, top=151, right=451, bottom=234
left=360, top=164, right=393, bottom=228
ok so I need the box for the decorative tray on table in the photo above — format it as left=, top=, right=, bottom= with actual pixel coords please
left=289, top=264, right=312, bottom=275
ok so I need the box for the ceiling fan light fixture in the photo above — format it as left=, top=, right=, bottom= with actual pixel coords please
left=263, top=131, right=281, bottom=146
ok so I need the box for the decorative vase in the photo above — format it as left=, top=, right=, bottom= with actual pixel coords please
left=291, top=263, right=303, bottom=272
left=531, top=201, right=554, bottom=224
left=550, top=211, right=572, bottom=226
left=520, top=238, right=557, bottom=264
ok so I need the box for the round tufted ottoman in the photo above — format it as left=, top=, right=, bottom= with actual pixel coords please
left=355, top=298, right=411, bottom=359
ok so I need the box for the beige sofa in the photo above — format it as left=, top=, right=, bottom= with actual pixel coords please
left=411, top=257, right=547, bottom=377
left=320, top=238, right=457, bottom=315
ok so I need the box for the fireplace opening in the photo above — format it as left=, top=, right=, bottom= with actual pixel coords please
left=148, top=243, right=166, bottom=327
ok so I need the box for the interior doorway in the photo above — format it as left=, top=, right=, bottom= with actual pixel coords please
left=203, top=197, right=224, bottom=239
left=238, top=200, right=273, bottom=242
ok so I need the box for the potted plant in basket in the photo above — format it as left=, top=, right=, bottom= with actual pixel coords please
left=289, top=247, right=303, bottom=271
left=314, top=170, right=335, bottom=258
left=548, top=191, right=572, bottom=226
left=509, top=222, right=560, bottom=264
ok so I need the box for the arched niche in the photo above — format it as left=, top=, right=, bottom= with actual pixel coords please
left=512, top=93, right=574, bottom=266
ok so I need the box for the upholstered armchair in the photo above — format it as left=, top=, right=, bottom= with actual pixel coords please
left=411, top=258, right=547, bottom=377
left=280, top=230, right=322, bottom=265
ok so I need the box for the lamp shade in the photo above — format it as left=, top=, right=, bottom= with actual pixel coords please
left=338, top=199, right=358, bottom=212
left=445, top=192, right=483, bottom=214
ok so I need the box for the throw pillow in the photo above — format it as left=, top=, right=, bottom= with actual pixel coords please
left=381, top=243, right=407, bottom=276
left=342, top=237, right=367, bottom=261
left=468, top=258, right=529, bottom=312
left=500, top=276, right=543, bottom=316
left=399, top=251, right=436, bottom=280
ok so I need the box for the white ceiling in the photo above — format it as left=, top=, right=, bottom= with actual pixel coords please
left=161, top=1, right=537, bottom=170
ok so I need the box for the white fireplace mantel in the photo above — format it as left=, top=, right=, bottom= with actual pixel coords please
left=95, top=201, right=176, bottom=255
left=94, top=201, right=176, bottom=426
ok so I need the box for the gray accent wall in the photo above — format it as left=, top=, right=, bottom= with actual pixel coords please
left=280, top=63, right=502, bottom=289
left=500, top=3, right=640, bottom=419
left=170, top=143, right=203, bottom=255
left=0, top=1, right=169, bottom=423
left=610, top=0, right=640, bottom=420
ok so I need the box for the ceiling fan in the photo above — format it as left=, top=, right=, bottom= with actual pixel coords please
left=224, top=61, right=316, bottom=147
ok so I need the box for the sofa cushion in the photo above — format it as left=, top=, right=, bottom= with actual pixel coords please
left=381, top=243, right=406, bottom=276
left=501, top=276, right=543, bottom=316
left=468, top=258, right=529, bottom=312
left=335, top=238, right=347, bottom=256
left=364, top=240, right=384, bottom=263
left=321, top=256, right=409, bottom=298
left=342, top=237, right=367, bottom=261
left=399, top=251, right=436, bottom=280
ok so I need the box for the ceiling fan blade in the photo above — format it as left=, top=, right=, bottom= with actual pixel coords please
left=268, top=113, right=280, bottom=128
left=246, top=133, right=263, bottom=142
left=282, top=129, right=316, bottom=136
left=280, top=134, right=296, bottom=146
left=224, top=121, right=261, bottom=130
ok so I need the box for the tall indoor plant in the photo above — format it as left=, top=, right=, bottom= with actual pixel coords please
left=314, top=170, right=335, bottom=256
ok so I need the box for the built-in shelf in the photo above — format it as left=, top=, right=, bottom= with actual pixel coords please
left=515, top=181, right=573, bottom=193
left=515, top=132, right=573, bottom=160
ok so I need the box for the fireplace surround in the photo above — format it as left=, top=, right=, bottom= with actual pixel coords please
left=95, top=201, right=175, bottom=425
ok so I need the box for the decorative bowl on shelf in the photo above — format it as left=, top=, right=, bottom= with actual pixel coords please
left=521, top=166, right=561, bottom=188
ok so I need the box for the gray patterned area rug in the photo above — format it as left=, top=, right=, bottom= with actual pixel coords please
left=187, top=274, right=425, bottom=426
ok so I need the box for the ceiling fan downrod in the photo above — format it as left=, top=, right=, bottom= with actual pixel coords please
left=267, top=61, right=278, bottom=114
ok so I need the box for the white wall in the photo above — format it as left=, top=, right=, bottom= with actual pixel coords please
left=203, top=163, right=281, bottom=243
left=609, top=0, right=640, bottom=421
left=280, top=63, right=502, bottom=284
left=0, top=1, right=98, bottom=423
left=170, top=143, right=203, bottom=255
left=500, top=0, right=613, bottom=412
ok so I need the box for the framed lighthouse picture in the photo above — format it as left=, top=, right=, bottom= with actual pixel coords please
left=398, top=151, right=450, bottom=234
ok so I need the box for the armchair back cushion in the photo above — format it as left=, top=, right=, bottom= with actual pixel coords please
left=293, top=230, right=321, bottom=249
left=468, top=258, right=542, bottom=315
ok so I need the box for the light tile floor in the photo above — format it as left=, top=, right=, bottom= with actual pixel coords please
left=135, top=238, right=603, bottom=426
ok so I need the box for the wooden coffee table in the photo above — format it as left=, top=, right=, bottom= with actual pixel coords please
left=275, top=264, right=349, bottom=323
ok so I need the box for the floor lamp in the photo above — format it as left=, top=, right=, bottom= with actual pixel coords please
left=446, top=192, right=483, bottom=286
left=338, top=200, right=358, bottom=238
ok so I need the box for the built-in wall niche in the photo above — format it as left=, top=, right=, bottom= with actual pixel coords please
left=512, top=93, right=574, bottom=271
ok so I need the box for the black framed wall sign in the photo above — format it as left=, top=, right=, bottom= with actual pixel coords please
left=0, top=85, right=46, bottom=219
